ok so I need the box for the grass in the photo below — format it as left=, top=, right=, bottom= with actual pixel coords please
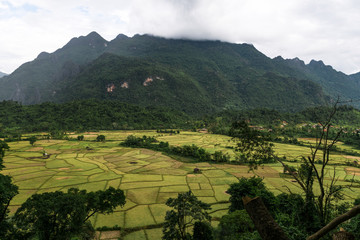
left=2, top=130, right=360, bottom=240
left=149, top=204, right=172, bottom=224
left=126, top=188, right=159, bottom=204
left=125, top=205, right=156, bottom=228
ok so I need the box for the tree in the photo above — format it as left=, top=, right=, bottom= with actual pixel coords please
left=28, top=136, right=37, bottom=146
left=13, top=187, right=125, bottom=240
left=237, top=100, right=360, bottom=239
left=77, top=135, right=84, bottom=141
left=281, top=100, right=349, bottom=234
left=229, top=121, right=275, bottom=167
left=193, top=221, right=213, bottom=240
left=227, top=177, right=277, bottom=213
left=0, top=140, right=18, bottom=239
left=217, top=210, right=259, bottom=240
left=96, top=135, right=106, bottom=142
left=162, top=191, right=211, bottom=240
left=343, top=199, right=360, bottom=239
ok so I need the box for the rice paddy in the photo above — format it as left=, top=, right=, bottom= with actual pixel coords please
left=3, top=131, right=360, bottom=239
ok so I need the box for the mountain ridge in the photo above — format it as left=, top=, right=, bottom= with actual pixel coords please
left=0, top=32, right=358, bottom=114
left=0, top=71, right=7, bottom=78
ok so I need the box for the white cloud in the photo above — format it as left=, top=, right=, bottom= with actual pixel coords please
left=1, top=0, right=360, bottom=74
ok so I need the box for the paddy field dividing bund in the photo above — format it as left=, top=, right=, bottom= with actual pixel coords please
left=3, top=131, right=360, bottom=239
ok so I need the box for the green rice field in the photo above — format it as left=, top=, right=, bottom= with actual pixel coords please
left=3, top=131, right=360, bottom=239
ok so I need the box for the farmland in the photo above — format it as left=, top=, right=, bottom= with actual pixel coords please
left=3, top=131, right=360, bottom=239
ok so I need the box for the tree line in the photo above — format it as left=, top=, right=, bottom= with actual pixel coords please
left=121, top=135, right=231, bottom=163
left=0, top=99, right=191, bottom=136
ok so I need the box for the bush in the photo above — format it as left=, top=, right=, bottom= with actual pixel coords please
left=216, top=210, right=259, bottom=240
left=96, top=135, right=105, bottom=142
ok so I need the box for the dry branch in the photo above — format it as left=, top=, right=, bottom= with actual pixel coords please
left=307, top=205, right=360, bottom=240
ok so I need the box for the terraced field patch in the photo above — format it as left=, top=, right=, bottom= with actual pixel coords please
left=3, top=131, right=360, bottom=239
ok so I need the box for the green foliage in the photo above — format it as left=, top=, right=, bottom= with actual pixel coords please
left=0, top=140, right=9, bottom=169
left=227, top=177, right=277, bottom=213
left=216, top=210, right=259, bottom=240
left=230, top=121, right=275, bottom=166
left=0, top=33, right=334, bottom=115
left=157, top=129, right=180, bottom=134
left=0, top=141, right=18, bottom=239
left=193, top=221, right=214, bottom=240
left=13, top=187, right=125, bottom=240
left=122, top=135, right=230, bottom=163
left=28, top=136, right=37, bottom=146
left=162, top=191, right=211, bottom=240
left=283, top=164, right=297, bottom=174
left=0, top=99, right=191, bottom=133
left=0, top=174, right=18, bottom=239
left=342, top=199, right=360, bottom=239
left=96, top=135, right=106, bottom=142
left=77, top=135, right=84, bottom=141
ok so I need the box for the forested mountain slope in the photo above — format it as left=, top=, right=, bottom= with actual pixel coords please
left=1, top=32, right=358, bottom=114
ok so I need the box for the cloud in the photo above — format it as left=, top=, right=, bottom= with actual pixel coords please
left=1, top=0, right=360, bottom=74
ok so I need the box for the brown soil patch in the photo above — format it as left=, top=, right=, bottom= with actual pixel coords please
left=345, top=167, right=360, bottom=176
left=46, top=149, right=61, bottom=154
left=172, top=161, right=183, bottom=169
left=344, top=155, right=360, bottom=160
left=99, top=230, right=121, bottom=239
left=85, top=132, right=99, bottom=135
left=232, top=172, right=254, bottom=178
left=58, top=168, right=69, bottom=170
left=187, top=174, right=196, bottom=177
left=26, top=147, right=44, bottom=152
left=140, top=149, right=157, bottom=155
left=83, top=135, right=97, bottom=138
left=56, top=177, right=70, bottom=180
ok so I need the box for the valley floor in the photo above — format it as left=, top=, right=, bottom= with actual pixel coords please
left=3, top=131, right=360, bottom=239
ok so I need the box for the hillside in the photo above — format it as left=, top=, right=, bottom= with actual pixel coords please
left=0, top=71, right=7, bottom=78
left=1, top=32, right=359, bottom=114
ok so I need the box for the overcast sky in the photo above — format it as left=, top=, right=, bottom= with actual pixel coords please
left=1, top=0, right=360, bottom=74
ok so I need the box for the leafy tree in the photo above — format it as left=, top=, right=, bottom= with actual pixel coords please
left=216, top=210, right=260, bottom=240
left=229, top=121, right=275, bottom=167
left=192, top=221, right=213, bottom=240
left=13, top=187, right=125, bottom=240
left=28, top=136, right=37, bottom=146
left=96, top=135, right=106, bottom=142
left=77, top=135, right=84, bottom=141
left=227, top=177, right=277, bottom=213
left=283, top=164, right=296, bottom=174
left=162, top=191, right=211, bottom=240
left=0, top=140, right=18, bottom=239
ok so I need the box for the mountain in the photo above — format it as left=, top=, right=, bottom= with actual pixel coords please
left=273, top=57, right=360, bottom=101
left=0, top=32, right=107, bottom=103
left=1, top=32, right=357, bottom=115
left=0, top=71, right=7, bottom=78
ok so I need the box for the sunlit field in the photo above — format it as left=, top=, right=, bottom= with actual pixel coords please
left=3, top=131, right=360, bottom=239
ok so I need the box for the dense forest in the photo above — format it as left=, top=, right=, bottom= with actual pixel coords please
left=0, top=99, right=190, bottom=135
left=3, top=99, right=360, bottom=143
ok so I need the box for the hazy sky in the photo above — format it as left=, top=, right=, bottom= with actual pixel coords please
left=1, top=0, right=360, bottom=74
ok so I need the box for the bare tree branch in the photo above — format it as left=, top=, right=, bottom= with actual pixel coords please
left=307, top=204, right=360, bottom=240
